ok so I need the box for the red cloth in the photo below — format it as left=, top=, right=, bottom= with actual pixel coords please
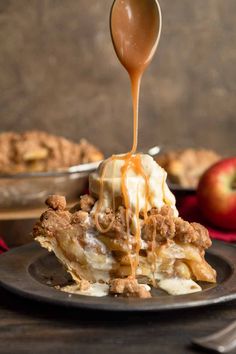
left=177, top=194, right=236, bottom=242
left=0, top=238, right=8, bottom=254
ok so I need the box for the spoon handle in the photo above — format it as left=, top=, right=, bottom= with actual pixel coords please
left=192, top=320, right=236, bottom=353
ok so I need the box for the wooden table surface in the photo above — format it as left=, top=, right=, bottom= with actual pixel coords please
left=0, top=285, right=236, bottom=354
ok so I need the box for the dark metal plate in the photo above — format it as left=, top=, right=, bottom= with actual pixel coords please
left=0, top=241, right=235, bottom=312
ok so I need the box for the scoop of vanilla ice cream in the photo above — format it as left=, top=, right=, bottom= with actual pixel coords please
left=89, top=154, right=178, bottom=217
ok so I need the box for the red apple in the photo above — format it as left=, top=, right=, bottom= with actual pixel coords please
left=197, top=157, right=236, bottom=230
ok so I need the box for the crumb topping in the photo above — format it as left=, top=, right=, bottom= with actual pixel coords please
left=0, top=131, right=103, bottom=174
left=96, top=206, right=133, bottom=239
left=109, top=278, right=151, bottom=298
left=34, top=194, right=212, bottom=250
left=46, top=195, right=67, bottom=211
left=77, top=194, right=96, bottom=212
left=79, top=279, right=91, bottom=291
left=144, top=206, right=211, bottom=250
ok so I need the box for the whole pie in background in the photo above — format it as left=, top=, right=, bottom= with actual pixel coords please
left=0, top=131, right=104, bottom=174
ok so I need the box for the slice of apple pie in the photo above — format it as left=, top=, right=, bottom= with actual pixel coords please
left=33, top=154, right=216, bottom=298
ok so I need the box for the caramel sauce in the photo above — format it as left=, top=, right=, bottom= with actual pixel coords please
left=94, top=0, right=162, bottom=279
left=150, top=216, right=157, bottom=286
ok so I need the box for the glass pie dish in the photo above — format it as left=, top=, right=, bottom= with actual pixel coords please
left=0, top=161, right=102, bottom=210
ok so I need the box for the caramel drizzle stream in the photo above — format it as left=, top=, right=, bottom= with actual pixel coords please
left=151, top=216, right=157, bottom=287
left=129, top=72, right=141, bottom=154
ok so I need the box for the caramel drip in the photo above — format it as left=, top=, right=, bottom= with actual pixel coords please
left=128, top=155, right=151, bottom=276
left=133, top=184, right=141, bottom=275
left=130, top=72, right=141, bottom=154
left=151, top=216, right=157, bottom=287
left=120, top=155, right=134, bottom=276
left=131, top=154, right=151, bottom=220
left=120, top=156, right=131, bottom=211
left=94, top=152, right=156, bottom=278
left=120, top=154, right=152, bottom=277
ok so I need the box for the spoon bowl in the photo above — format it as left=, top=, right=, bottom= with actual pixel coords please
left=110, top=0, right=162, bottom=74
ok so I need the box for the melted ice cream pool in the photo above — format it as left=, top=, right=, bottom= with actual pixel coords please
left=60, top=283, right=151, bottom=297
left=61, top=283, right=110, bottom=297
left=60, top=280, right=201, bottom=297
left=158, top=278, right=201, bottom=295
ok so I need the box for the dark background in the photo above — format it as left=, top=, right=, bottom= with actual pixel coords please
left=0, top=0, right=235, bottom=155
